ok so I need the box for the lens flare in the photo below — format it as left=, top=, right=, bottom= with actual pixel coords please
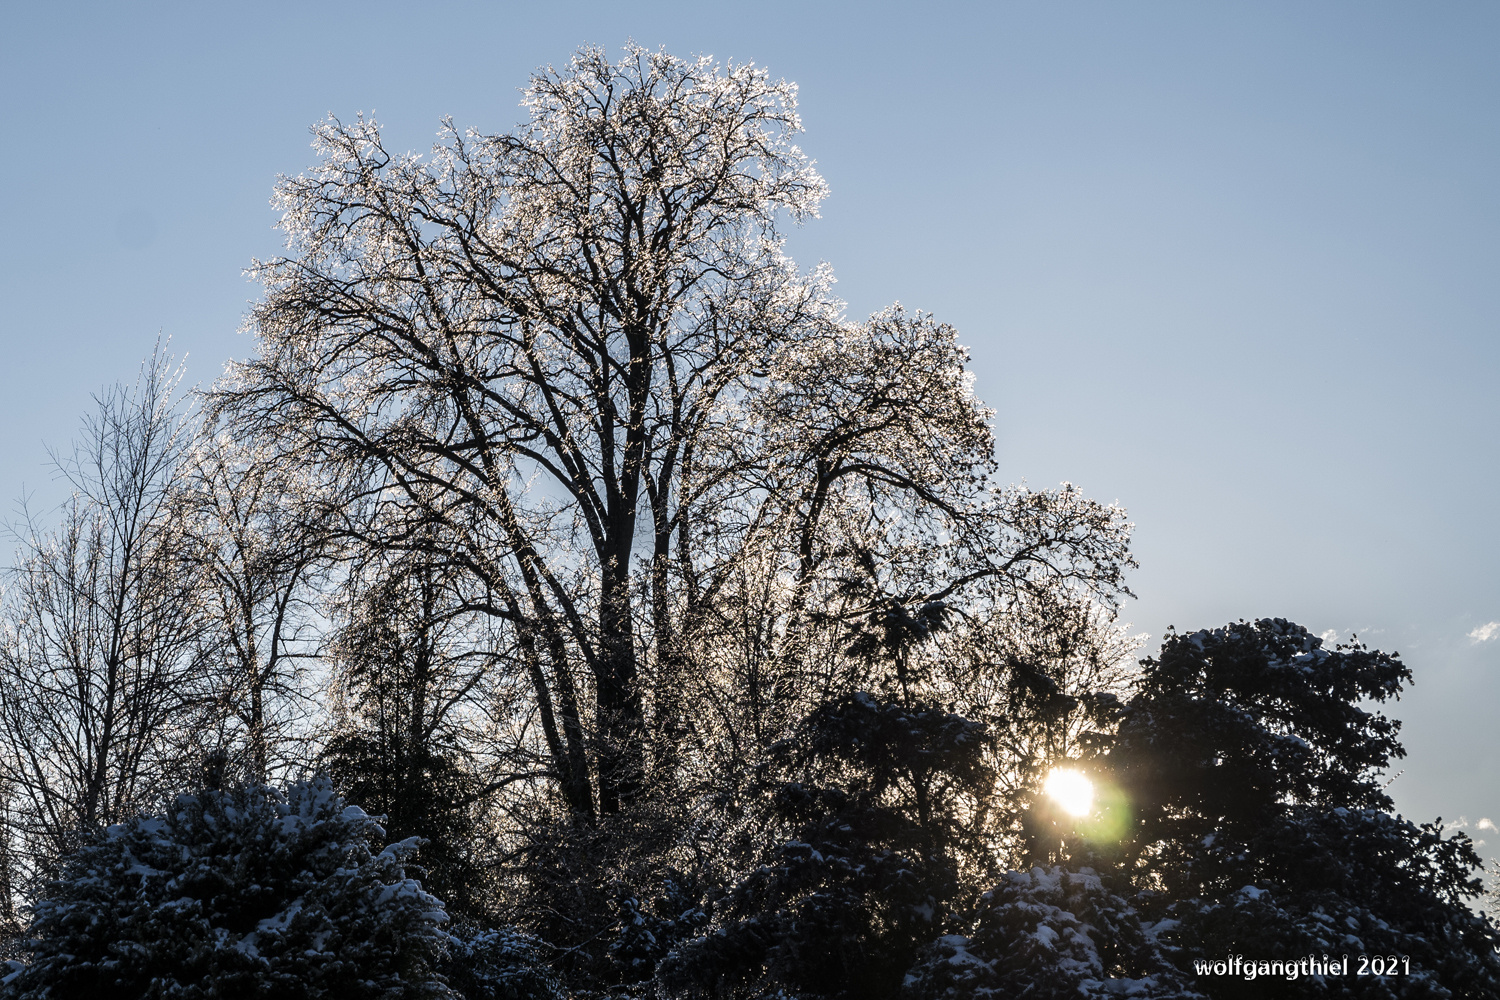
left=1044, top=767, right=1094, bottom=817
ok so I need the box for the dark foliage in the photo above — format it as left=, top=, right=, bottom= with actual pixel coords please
left=323, top=556, right=487, bottom=917
left=659, top=691, right=993, bottom=1000
left=1093, top=619, right=1411, bottom=889
left=443, top=926, right=563, bottom=1000
left=903, top=865, right=1203, bottom=999
left=606, top=870, right=710, bottom=985
left=324, top=733, right=481, bottom=917
left=11, top=41, right=1494, bottom=1000
left=1055, top=619, right=1500, bottom=998
left=1158, top=808, right=1500, bottom=999
left=0, top=778, right=450, bottom=999
left=494, top=802, right=713, bottom=996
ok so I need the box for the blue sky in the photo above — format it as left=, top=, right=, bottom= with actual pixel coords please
left=3, top=1, right=1497, bottom=859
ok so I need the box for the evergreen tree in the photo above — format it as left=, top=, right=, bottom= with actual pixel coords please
left=0, top=777, right=451, bottom=999
left=903, top=866, right=1203, bottom=1000
left=1059, top=619, right=1500, bottom=998
left=443, top=927, right=564, bottom=1000
left=659, top=691, right=992, bottom=1000
left=322, top=555, right=486, bottom=916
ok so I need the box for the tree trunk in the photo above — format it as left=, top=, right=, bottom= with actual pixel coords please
left=595, top=564, right=643, bottom=814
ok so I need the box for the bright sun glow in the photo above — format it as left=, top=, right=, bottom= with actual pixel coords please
left=1044, top=768, right=1094, bottom=817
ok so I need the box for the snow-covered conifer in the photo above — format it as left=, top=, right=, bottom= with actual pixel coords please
left=443, top=927, right=563, bottom=1000
left=1, top=777, right=452, bottom=999
left=903, top=866, right=1203, bottom=1000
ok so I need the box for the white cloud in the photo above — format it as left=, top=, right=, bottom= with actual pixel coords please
left=1468, top=622, right=1500, bottom=643
left=1478, top=818, right=1497, bottom=833
left=1320, top=629, right=1339, bottom=645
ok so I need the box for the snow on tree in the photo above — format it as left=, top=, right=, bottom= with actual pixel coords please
left=903, top=866, right=1204, bottom=1000
left=443, top=926, right=564, bottom=1000
left=1149, top=807, right=1500, bottom=999
left=321, top=548, right=502, bottom=919
left=0, top=777, right=452, bottom=999
left=600, top=869, right=708, bottom=989
left=658, top=691, right=993, bottom=1000
left=1051, top=619, right=1500, bottom=998
left=1092, top=618, right=1412, bottom=883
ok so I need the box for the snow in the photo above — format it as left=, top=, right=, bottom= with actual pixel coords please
left=1, top=777, right=452, bottom=998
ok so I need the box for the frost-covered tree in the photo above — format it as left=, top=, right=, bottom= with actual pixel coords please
left=212, top=44, right=1135, bottom=826
left=322, top=549, right=508, bottom=916
left=213, top=44, right=832, bottom=820
left=0, top=349, right=210, bottom=894
left=175, top=427, right=332, bottom=782
left=0, top=777, right=452, bottom=999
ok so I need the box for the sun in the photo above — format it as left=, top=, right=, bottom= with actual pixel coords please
left=1044, top=767, right=1094, bottom=817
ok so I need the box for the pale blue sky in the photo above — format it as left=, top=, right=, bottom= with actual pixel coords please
left=3, top=1, right=1497, bottom=857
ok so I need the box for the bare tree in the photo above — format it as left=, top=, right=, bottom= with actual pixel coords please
left=174, top=429, right=331, bottom=781
left=214, top=45, right=1136, bottom=825
left=214, top=45, right=830, bottom=818
left=321, top=541, right=547, bottom=912
left=665, top=311, right=1138, bottom=761
left=0, top=785, right=17, bottom=933
left=0, top=349, right=208, bottom=890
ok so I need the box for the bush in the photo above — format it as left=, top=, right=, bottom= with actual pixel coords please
left=1, top=777, right=452, bottom=999
left=443, top=926, right=564, bottom=1000
left=903, top=866, right=1203, bottom=1000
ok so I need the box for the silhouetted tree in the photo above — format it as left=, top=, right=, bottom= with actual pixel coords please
left=212, top=45, right=1135, bottom=827
left=322, top=552, right=491, bottom=915
left=1038, top=620, right=1500, bottom=998
left=175, top=427, right=332, bottom=782
left=660, top=691, right=993, bottom=1000
left=0, top=349, right=209, bottom=895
